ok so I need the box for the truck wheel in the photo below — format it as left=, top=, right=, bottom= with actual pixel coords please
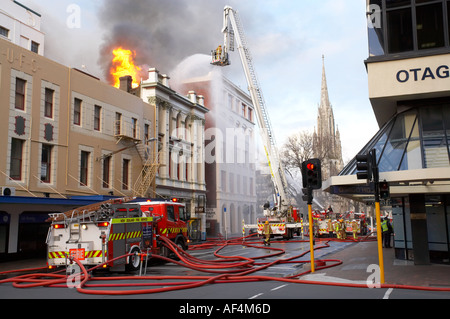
left=126, top=246, right=141, bottom=272
left=175, top=237, right=186, bottom=251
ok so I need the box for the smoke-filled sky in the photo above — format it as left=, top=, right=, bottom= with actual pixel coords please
left=18, top=0, right=379, bottom=163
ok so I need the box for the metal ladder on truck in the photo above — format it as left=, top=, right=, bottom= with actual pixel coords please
left=211, top=6, right=291, bottom=217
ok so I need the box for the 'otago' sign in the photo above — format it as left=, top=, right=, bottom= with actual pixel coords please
left=396, top=65, right=450, bottom=83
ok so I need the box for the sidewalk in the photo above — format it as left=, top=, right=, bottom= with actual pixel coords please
left=299, top=240, right=450, bottom=288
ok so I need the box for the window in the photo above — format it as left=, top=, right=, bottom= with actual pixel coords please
left=10, top=138, right=24, bottom=180
left=15, top=78, right=26, bottom=110
left=31, top=41, right=39, bottom=54
left=80, top=151, right=89, bottom=186
left=102, top=156, right=111, bottom=188
left=41, top=144, right=52, bottom=183
left=448, top=1, right=450, bottom=41
left=368, top=0, right=450, bottom=56
left=44, top=88, right=54, bottom=118
left=387, top=7, right=413, bottom=53
left=144, top=124, right=149, bottom=143
left=243, top=176, right=248, bottom=195
left=416, top=3, right=445, bottom=49
left=229, top=173, right=234, bottom=193
left=248, top=108, right=253, bottom=122
left=94, top=105, right=101, bottom=131
left=132, top=118, right=137, bottom=138
left=221, top=170, right=227, bottom=191
left=0, top=26, right=9, bottom=38
left=179, top=207, right=188, bottom=221
left=74, top=98, right=82, bottom=125
left=122, top=159, right=130, bottom=190
left=115, top=112, right=122, bottom=135
left=420, top=105, right=449, bottom=168
left=167, top=205, right=175, bottom=221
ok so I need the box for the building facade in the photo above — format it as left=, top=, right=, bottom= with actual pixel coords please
left=138, top=68, right=208, bottom=239
left=0, top=35, right=209, bottom=257
left=325, top=0, right=450, bottom=265
left=0, top=0, right=44, bottom=55
left=181, top=72, right=257, bottom=237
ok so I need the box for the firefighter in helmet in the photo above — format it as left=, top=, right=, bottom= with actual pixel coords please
left=263, top=220, right=272, bottom=246
left=216, top=45, right=222, bottom=61
left=335, top=219, right=341, bottom=239
left=339, top=219, right=346, bottom=240
left=351, top=219, right=359, bottom=240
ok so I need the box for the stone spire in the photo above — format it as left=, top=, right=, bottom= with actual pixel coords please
left=314, top=55, right=344, bottom=180
left=320, top=55, right=331, bottom=109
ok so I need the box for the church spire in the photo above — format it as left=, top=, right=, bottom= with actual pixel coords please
left=320, top=55, right=331, bottom=109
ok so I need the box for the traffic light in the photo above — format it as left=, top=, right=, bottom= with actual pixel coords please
left=356, top=153, right=373, bottom=181
left=302, top=187, right=312, bottom=204
left=302, top=159, right=322, bottom=190
left=379, top=181, right=390, bottom=200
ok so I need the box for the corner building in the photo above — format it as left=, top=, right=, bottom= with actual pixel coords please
left=325, top=0, right=450, bottom=265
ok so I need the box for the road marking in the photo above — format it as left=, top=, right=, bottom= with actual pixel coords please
left=249, top=293, right=264, bottom=299
left=271, top=284, right=288, bottom=291
left=383, top=288, right=393, bottom=299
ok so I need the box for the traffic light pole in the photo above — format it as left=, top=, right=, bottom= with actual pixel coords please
left=356, top=149, right=385, bottom=285
left=306, top=188, right=315, bottom=273
left=372, top=158, right=385, bottom=285
left=301, top=159, right=321, bottom=274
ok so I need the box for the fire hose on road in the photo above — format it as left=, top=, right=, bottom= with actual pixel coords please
left=1, top=234, right=450, bottom=296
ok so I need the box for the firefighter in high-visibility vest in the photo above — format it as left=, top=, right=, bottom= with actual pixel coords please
left=339, top=219, right=346, bottom=240
left=342, top=220, right=347, bottom=239
left=327, top=219, right=334, bottom=238
left=335, top=220, right=341, bottom=239
left=381, top=217, right=392, bottom=248
left=351, top=219, right=359, bottom=240
left=216, top=45, right=222, bottom=61
left=263, top=220, right=272, bottom=246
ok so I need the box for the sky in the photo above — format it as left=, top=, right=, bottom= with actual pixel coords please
left=19, top=0, right=379, bottom=165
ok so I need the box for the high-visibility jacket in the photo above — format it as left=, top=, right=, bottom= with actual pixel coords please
left=263, top=224, right=272, bottom=235
left=381, top=220, right=389, bottom=232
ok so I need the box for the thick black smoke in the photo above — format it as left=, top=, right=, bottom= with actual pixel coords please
left=97, top=0, right=238, bottom=84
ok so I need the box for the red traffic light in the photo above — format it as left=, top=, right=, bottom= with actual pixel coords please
left=306, top=163, right=315, bottom=170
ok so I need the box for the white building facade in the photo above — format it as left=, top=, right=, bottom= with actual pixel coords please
left=139, top=68, right=209, bottom=239
left=181, top=73, right=257, bottom=237
left=0, top=1, right=44, bottom=55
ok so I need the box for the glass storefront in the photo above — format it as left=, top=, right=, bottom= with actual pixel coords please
left=390, top=195, right=450, bottom=263
left=340, top=99, right=450, bottom=175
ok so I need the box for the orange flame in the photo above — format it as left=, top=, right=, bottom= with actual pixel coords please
left=110, top=47, right=141, bottom=88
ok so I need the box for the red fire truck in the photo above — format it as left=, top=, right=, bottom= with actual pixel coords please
left=46, top=198, right=190, bottom=272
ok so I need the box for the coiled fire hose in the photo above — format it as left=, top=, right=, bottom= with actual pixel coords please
left=1, top=235, right=449, bottom=295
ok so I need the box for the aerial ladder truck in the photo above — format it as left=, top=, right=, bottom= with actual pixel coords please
left=211, top=6, right=302, bottom=239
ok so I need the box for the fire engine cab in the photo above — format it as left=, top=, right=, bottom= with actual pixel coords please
left=46, top=198, right=190, bottom=272
left=137, top=200, right=190, bottom=257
